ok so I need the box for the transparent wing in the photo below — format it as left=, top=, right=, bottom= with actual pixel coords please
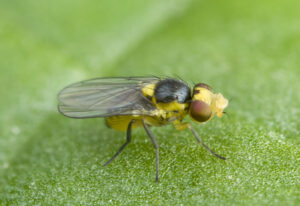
left=58, top=76, right=160, bottom=118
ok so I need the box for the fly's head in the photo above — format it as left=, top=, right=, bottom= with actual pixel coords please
left=189, top=83, right=228, bottom=123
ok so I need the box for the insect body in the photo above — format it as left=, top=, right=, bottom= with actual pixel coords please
left=58, top=77, right=228, bottom=182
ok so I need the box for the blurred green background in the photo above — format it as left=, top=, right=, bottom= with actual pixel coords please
left=0, top=0, right=299, bottom=205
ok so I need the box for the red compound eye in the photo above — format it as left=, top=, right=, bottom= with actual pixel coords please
left=190, top=100, right=212, bottom=122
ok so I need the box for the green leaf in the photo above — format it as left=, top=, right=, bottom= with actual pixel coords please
left=0, top=0, right=299, bottom=205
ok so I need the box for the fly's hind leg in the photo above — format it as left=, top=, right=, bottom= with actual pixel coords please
left=142, top=119, right=159, bottom=183
left=103, top=120, right=134, bottom=166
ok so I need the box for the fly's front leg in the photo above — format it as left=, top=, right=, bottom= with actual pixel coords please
left=142, top=119, right=159, bottom=183
left=103, top=120, right=134, bottom=166
left=174, top=121, right=226, bottom=160
left=189, top=125, right=226, bottom=160
left=173, top=120, right=190, bottom=130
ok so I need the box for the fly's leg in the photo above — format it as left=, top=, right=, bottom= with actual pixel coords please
left=189, top=125, right=226, bottom=160
left=142, top=119, right=159, bottom=183
left=173, top=120, right=190, bottom=130
left=103, top=120, right=134, bottom=166
left=174, top=121, right=226, bottom=160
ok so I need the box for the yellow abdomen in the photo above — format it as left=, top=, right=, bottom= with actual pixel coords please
left=105, top=115, right=170, bottom=131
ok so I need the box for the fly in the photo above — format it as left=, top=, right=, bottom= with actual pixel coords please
left=57, top=76, right=229, bottom=182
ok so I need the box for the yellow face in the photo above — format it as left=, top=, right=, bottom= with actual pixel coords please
left=189, top=83, right=228, bottom=122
